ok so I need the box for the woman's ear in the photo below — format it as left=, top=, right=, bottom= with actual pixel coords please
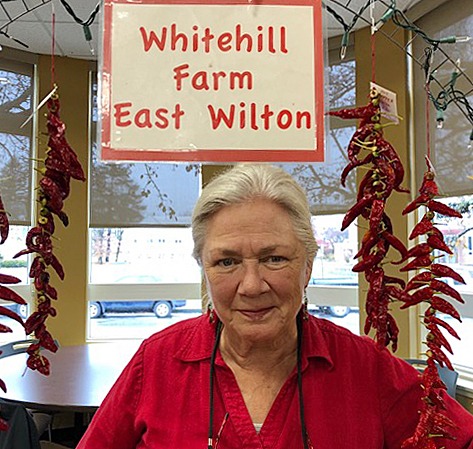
left=304, top=260, right=313, bottom=288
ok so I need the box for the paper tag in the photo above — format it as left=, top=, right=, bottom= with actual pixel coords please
left=370, top=82, right=399, bottom=124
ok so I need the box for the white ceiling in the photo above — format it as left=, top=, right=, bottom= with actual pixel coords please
left=0, top=0, right=445, bottom=60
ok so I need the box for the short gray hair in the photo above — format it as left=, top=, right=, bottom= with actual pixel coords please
left=191, top=164, right=318, bottom=265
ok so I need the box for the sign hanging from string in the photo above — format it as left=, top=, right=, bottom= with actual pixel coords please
left=100, top=0, right=325, bottom=163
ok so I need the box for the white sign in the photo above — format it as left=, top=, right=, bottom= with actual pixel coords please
left=101, top=0, right=325, bottom=162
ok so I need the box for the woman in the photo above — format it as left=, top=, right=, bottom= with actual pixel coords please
left=77, top=164, right=473, bottom=449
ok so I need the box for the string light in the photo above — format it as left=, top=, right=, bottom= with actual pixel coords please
left=436, top=110, right=445, bottom=129
left=59, top=0, right=100, bottom=55
left=325, top=1, right=473, bottom=141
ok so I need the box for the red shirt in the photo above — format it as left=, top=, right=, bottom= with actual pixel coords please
left=77, top=315, right=473, bottom=449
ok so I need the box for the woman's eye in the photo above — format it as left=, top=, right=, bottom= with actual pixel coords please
left=264, top=255, right=286, bottom=264
left=217, top=258, right=235, bottom=267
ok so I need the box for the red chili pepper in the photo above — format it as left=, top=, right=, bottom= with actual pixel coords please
left=369, top=199, right=386, bottom=233
left=49, top=253, right=65, bottom=280
left=429, top=279, right=464, bottom=303
left=387, top=313, right=399, bottom=352
left=427, top=199, right=462, bottom=218
left=0, top=305, right=24, bottom=325
left=341, top=194, right=375, bottom=231
left=424, top=315, right=460, bottom=339
left=35, top=327, right=58, bottom=353
left=26, top=351, right=50, bottom=376
left=0, top=285, right=27, bottom=305
left=24, top=311, right=47, bottom=335
left=426, top=325, right=453, bottom=354
left=328, top=101, right=379, bottom=123
left=375, top=137, right=409, bottom=193
left=0, top=323, right=12, bottom=333
left=0, top=195, right=9, bottom=245
left=429, top=297, right=461, bottom=321
left=418, top=170, right=439, bottom=197
left=404, top=242, right=432, bottom=260
left=352, top=252, right=385, bottom=272
left=44, top=169, right=71, bottom=199
left=29, top=256, right=46, bottom=278
left=380, top=230, right=408, bottom=261
left=354, top=231, right=377, bottom=259
left=39, top=177, right=64, bottom=215
left=400, top=287, right=434, bottom=308
left=384, top=275, right=406, bottom=289
left=431, top=263, right=466, bottom=284
left=341, top=153, right=374, bottom=187
left=426, top=234, right=452, bottom=254
left=405, top=271, right=433, bottom=292
left=409, top=213, right=434, bottom=240
left=426, top=343, right=454, bottom=370
left=400, top=254, right=433, bottom=272
left=385, top=285, right=410, bottom=302
left=0, top=273, right=21, bottom=284
left=402, top=193, right=430, bottom=215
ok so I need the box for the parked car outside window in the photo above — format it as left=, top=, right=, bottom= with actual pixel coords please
left=89, top=275, right=187, bottom=319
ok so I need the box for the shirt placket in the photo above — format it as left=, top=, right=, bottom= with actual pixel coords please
left=215, top=356, right=299, bottom=449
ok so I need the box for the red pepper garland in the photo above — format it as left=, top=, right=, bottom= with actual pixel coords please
left=399, top=159, right=462, bottom=449
left=0, top=195, right=28, bottom=431
left=329, top=88, right=409, bottom=351
left=13, top=90, right=85, bottom=376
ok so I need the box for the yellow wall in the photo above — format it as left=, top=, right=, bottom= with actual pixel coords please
left=354, top=23, right=419, bottom=360
left=36, top=56, right=90, bottom=345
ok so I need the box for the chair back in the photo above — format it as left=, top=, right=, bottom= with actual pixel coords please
left=0, top=339, right=59, bottom=359
left=0, top=400, right=41, bottom=449
left=405, top=358, right=459, bottom=398
left=0, top=340, right=35, bottom=359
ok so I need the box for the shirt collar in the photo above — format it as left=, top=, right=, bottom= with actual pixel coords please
left=176, top=314, right=334, bottom=369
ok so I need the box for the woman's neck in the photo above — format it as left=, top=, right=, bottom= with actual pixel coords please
left=219, top=326, right=298, bottom=372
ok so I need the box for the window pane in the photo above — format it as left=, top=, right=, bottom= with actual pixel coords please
left=89, top=227, right=200, bottom=283
left=0, top=66, right=34, bottom=225
left=327, top=59, right=356, bottom=110
left=413, top=2, right=473, bottom=197
left=88, top=299, right=202, bottom=340
left=90, top=146, right=200, bottom=227
left=429, top=195, right=473, bottom=370
left=306, top=214, right=359, bottom=334
left=0, top=224, right=30, bottom=344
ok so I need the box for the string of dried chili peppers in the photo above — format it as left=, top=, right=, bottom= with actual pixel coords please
left=399, top=158, right=462, bottom=449
left=13, top=89, right=85, bottom=376
left=330, top=88, right=409, bottom=351
left=0, top=195, right=29, bottom=430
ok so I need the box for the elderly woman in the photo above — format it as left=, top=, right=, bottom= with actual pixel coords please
left=77, top=164, right=473, bottom=449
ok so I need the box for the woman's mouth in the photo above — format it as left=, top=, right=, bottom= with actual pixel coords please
left=239, top=307, right=274, bottom=320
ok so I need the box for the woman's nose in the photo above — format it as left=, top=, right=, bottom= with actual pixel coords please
left=237, top=262, right=270, bottom=296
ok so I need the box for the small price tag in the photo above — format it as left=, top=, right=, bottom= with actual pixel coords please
left=370, top=82, right=399, bottom=124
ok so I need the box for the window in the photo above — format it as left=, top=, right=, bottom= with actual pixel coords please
left=282, top=46, right=359, bottom=334
left=0, top=56, right=35, bottom=343
left=88, top=75, right=202, bottom=340
left=412, top=0, right=473, bottom=373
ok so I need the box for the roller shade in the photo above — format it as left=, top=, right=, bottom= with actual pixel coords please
left=0, top=58, right=34, bottom=226
left=412, top=0, right=473, bottom=196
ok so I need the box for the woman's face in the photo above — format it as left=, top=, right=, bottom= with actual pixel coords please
left=201, top=198, right=312, bottom=344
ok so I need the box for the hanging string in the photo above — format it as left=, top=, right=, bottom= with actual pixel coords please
left=371, top=31, right=376, bottom=83
left=370, top=0, right=376, bottom=83
left=425, top=83, right=432, bottom=160
left=51, top=4, right=56, bottom=88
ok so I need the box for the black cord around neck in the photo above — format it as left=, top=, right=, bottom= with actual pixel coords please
left=297, top=313, right=310, bottom=449
left=207, top=315, right=310, bottom=448
left=208, top=320, right=223, bottom=449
